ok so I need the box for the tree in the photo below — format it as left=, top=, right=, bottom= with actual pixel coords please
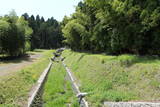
left=0, top=11, right=32, bottom=56
left=62, top=0, right=160, bottom=55
left=22, top=13, right=29, bottom=20
left=23, top=14, right=63, bottom=50
left=0, top=20, right=10, bottom=54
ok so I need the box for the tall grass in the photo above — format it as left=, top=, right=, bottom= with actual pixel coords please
left=62, top=50, right=160, bottom=107
left=43, top=62, right=79, bottom=107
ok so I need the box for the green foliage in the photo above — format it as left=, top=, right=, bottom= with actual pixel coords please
left=25, top=41, right=31, bottom=51
left=62, top=20, right=88, bottom=50
left=62, top=0, right=160, bottom=55
left=0, top=11, right=32, bottom=56
left=0, top=20, right=10, bottom=53
left=22, top=13, right=63, bottom=50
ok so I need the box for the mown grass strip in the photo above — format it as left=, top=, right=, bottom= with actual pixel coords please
left=0, top=50, right=53, bottom=107
left=43, top=62, right=79, bottom=107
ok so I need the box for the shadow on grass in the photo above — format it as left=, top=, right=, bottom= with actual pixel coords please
left=118, top=55, right=160, bottom=68
left=0, top=49, right=46, bottom=64
left=33, top=50, right=45, bottom=53
left=0, top=54, right=34, bottom=64
left=69, top=50, right=160, bottom=66
left=77, top=54, right=85, bottom=62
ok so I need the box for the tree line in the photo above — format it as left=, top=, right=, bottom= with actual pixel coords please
left=0, top=11, right=63, bottom=57
left=22, top=13, right=63, bottom=50
left=1, top=0, right=160, bottom=56
left=62, top=0, right=160, bottom=55
left=0, top=11, right=32, bottom=56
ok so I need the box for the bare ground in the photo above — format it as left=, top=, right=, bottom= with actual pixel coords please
left=0, top=53, right=42, bottom=78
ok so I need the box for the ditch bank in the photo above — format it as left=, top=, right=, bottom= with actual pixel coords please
left=27, top=49, right=86, bottom=107
left=27, top=60, right=52, bottom=107
left=61, top=57, right=89, bottom=107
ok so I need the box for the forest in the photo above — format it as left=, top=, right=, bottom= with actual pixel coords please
left=0, top=0, right=160, bottom=56
left=62, top=0, right=160, bottom=55
left=0, top=11, right=63, bottom=57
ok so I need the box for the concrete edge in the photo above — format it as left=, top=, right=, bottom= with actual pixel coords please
left=27, top=60, right=52, bottom=107
left=61, top=58, right=89, bottom=107
left=104, top=102, right=160, bottom=107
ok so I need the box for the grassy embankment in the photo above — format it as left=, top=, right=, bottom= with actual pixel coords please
left=0, top=49, right=53, bottom=107
left=62, top=49, right=160, bottom=107
left=43, top=62, right=79, bottom=107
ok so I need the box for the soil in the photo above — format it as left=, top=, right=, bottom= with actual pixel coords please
left=0, top=53, right=42, bottom=78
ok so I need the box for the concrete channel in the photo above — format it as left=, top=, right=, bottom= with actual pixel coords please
left=27, top=60, right=52, bottom=107
left=27, top=49, right=160, bottom=107
left=61, top=57, right=89, bottom=107
left=104, top=102, right=160, bottom=107
left=27, top=49, right=89, bottom=107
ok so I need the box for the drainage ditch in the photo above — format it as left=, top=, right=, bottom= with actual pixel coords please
left=28, top=61, right=52, bottom=107
left=28, top=51, right=88, bottom=107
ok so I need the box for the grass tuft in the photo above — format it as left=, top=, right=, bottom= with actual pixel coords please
left=62, top=50, right=160, bottom=106
left=43, top=62, right=79, bottom=107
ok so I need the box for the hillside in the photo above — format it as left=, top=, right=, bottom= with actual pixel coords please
left=62, top=50, right=160, bottom=106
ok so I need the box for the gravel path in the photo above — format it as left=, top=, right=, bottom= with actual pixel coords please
left=0, top=54, right=42, bottom=78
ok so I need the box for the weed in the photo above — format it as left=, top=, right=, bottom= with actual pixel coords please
left=62, top=50, right=160, bottom=106
left=43, top=62, right=79, bottom=107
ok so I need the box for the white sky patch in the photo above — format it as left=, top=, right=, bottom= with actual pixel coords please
left=0, top=0, right=81, bottom=21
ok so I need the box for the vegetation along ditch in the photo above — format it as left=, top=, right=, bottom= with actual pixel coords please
left=30, top=54, right=79, bottom=107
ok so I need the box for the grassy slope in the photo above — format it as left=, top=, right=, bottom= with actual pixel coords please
left=62, top=50, right=160, bottom=107
left=0, top=50, right=53, bottom=107
left=43, top=62, right=79, bottom=107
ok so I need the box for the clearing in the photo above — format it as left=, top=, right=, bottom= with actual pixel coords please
left=0, top=51, right=42, bottom=78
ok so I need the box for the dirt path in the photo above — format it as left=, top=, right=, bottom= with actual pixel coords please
left=0, top=53, right=42, bottom=78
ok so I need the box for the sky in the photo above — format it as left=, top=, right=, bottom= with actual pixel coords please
left=0, top=0, right=82, bottom=21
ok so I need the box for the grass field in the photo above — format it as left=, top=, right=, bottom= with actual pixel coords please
left=0, top=49, right=53, bottom=107
left=62, top=49, right=160, bottom=107
left=43, top=62, right=79, bottom=107
left=1, top=49, right=160, bottom=107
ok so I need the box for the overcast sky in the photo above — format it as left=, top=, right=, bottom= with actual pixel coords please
left=0, top=0, right=81, bottom=21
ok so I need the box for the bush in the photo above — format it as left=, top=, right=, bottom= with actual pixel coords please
left=0, top=11, right=32, bottom=56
